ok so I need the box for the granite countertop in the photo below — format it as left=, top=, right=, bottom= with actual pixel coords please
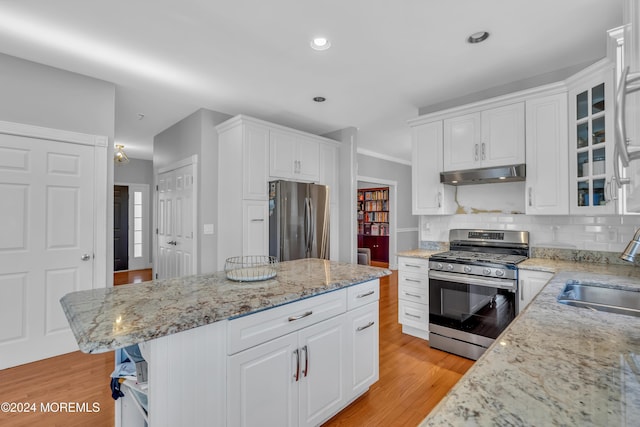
left=418, top=265, right=640, bottom=426
left=60, top=258, right=391, bottom=354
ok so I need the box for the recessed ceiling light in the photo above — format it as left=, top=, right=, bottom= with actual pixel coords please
left=310, top=37, right=331, bottom=51
left=313, top=96, right=326, bottom=103
left=467, top=31, right=490, bottom=44
left=137, top=113, right=145, bottom=120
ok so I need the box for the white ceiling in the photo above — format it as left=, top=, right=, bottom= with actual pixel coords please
left=0, top=1, right=624, bottom=161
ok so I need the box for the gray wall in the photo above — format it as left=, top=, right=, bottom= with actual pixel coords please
left=115, top=158, right=155, bottom=265
left=154, top=108, right=231, bottom=274
left=357, top=154, right=419, bottom=255
left=0, top=52, right=116, bottom=282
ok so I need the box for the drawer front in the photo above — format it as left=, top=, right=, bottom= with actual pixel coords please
left=398, top=256, right=429, bottom=274
left=347, top=279, right=380, bottom=311
left=398, top=300, right=429, bottom=331
left=398, top=282, right=428, bottom=305
left=227, top=289, right=347, bottom=354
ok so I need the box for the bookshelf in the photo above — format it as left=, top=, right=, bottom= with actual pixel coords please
left=357, top=187, right=389, bottom=263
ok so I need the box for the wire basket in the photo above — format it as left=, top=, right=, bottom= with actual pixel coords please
left=225, top=255, right=278, bottom=282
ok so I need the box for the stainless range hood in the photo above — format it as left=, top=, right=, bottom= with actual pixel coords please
left=440, top=164, right=526, bottom=186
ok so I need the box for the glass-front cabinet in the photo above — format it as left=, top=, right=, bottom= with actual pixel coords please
left=568, top=63, right=616, bottom=214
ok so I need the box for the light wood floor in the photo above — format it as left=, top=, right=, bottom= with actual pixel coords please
left=113, top=268, right=153, bottom=285
left=0, top=269, right=472, bottom=426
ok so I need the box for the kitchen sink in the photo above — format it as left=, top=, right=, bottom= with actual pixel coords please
left=557, top=281, right=640, bottom=317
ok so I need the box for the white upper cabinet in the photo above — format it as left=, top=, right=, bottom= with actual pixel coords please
left=411, top=121, right=455, bottom=215
left=443, top=102, right=525, bottom=171
left=525, top=92, right=569, bottom=215
left=567, top=62, right=616, bottom=214
left=270, top=130, right=320, bottom=182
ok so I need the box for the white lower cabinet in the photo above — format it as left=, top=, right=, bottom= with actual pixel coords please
left=518, top=270, right=553, bottom=313
left=227, top=280, right=380, bottom=427
left=228, top=314, right=346, bottom=427
left=397, top=257, right=429, bottom=340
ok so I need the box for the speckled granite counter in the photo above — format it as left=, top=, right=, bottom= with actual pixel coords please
left=397, top=248, right=443, bottom=259
left=420, top=267, right=640, bottom=426
left=60, top=258, right=391, bottom=354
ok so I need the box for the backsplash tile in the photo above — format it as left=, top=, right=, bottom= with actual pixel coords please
left=419, top=214, right=640, bottom=253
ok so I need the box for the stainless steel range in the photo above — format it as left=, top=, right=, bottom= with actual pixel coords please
left=428, top=229, right=529, bottom=360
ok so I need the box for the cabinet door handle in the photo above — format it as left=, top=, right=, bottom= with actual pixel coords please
left=481, top=142, right=486, bottom=160
left=520, top=280, right=524, bottom=301
left=528, top=187, right=532, bottom=207
left=302, top=345, right=309, bottom=377
left=288, top=311, right=313, bottom=322
left=474, top=144, right=479, bottom=161
left=293, top=348, right=300, bottom=382
left=404, top=291, right=422, bottom=298
left=437, top=191, right=442, bottom=208
left=250, top=218, right=264, bottom=222
left=356, top=321, right=375, bottom=332
left=357, top=290, right=375, bottom=298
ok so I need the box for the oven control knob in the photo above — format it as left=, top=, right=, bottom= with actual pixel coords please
left=483, top=268, right=492, bottom=275
left=436, top=263, right=443, bottom=270
left=463, top=266, right=472, bottom=273
left=495, top=269, right=505, bottom=277
left=447, top=264, right=454, bottom=271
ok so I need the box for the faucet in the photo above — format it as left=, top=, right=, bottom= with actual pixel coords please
left=620, top=228, right=640, bottom=262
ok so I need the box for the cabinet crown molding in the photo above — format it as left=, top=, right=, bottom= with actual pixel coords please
left=408, top=81, right=568, bottom=127
left=216, top=114, right=339, bottom=146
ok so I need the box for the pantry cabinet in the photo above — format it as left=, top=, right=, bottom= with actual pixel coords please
left=525, top=92, right=569, bottom=214
left=443, top=102, right=525, bottom=171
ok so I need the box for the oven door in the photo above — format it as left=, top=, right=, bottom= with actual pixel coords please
left=428, top=270, right=517, bottom=358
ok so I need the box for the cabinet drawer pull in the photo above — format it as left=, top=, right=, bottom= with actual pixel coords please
left=404, top=292, right=421, bottom=299
left=356, top=321, right=375, bottom=332
left=356, top=290, right=375, bottom=298
left=250, top=218, right=264, bottom=222
left=404, top=278, right=422, bottom=283
left=404, top=312, right=422, bottom=319
left=293, top=348, right=300, bottom=381
left=404, top=263, right=422, bottom=268
left=288, top=311, right=313, bottom=322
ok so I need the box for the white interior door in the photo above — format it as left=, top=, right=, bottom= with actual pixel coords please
left=0, top=133, right=95, bottom=369
left=157, top=163, right=195, bottom=280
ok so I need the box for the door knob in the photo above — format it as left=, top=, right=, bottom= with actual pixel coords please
left=81, top=254, right=91, bottom=261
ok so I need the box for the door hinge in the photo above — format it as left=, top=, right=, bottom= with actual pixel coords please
left=156, top=185, right=159, bottom=191
left=156, top=228, right=159, bottom=234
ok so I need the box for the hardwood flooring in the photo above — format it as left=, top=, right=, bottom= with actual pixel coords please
left=322, top=271, right=474, bottom=426
left=0, top=269, right=473, bottom=427
left=113, top=268, right=153, bottom=285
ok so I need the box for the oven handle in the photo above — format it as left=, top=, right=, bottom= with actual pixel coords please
left=428, top=270, right=517, bottom=291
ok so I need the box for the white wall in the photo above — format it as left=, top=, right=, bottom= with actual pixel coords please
left=153, top=108, right=232, bottom=274
left=0, top=52, right=116, bottom=283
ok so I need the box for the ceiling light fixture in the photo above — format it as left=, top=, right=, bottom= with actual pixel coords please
left=467, top=31, right=490, bottom=44
left=310, top=37, right=331, bottom=51
left=114, top=144, right=130, bottom=165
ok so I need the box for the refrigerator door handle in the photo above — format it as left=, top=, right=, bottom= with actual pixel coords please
left=304, top=197, right=310, bottom=256
left=308, top=197, right=315, bottom=254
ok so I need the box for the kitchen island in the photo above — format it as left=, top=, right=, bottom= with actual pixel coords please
left=420, top=267, right=640, bottom=426
left=60, top=258, right=391, bottom=427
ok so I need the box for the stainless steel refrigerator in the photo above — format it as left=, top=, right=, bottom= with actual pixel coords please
left=269, top=180, right=330, bottom=261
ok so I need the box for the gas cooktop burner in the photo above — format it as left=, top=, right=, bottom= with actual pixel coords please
left=430, top=250, right=528, bottom=266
